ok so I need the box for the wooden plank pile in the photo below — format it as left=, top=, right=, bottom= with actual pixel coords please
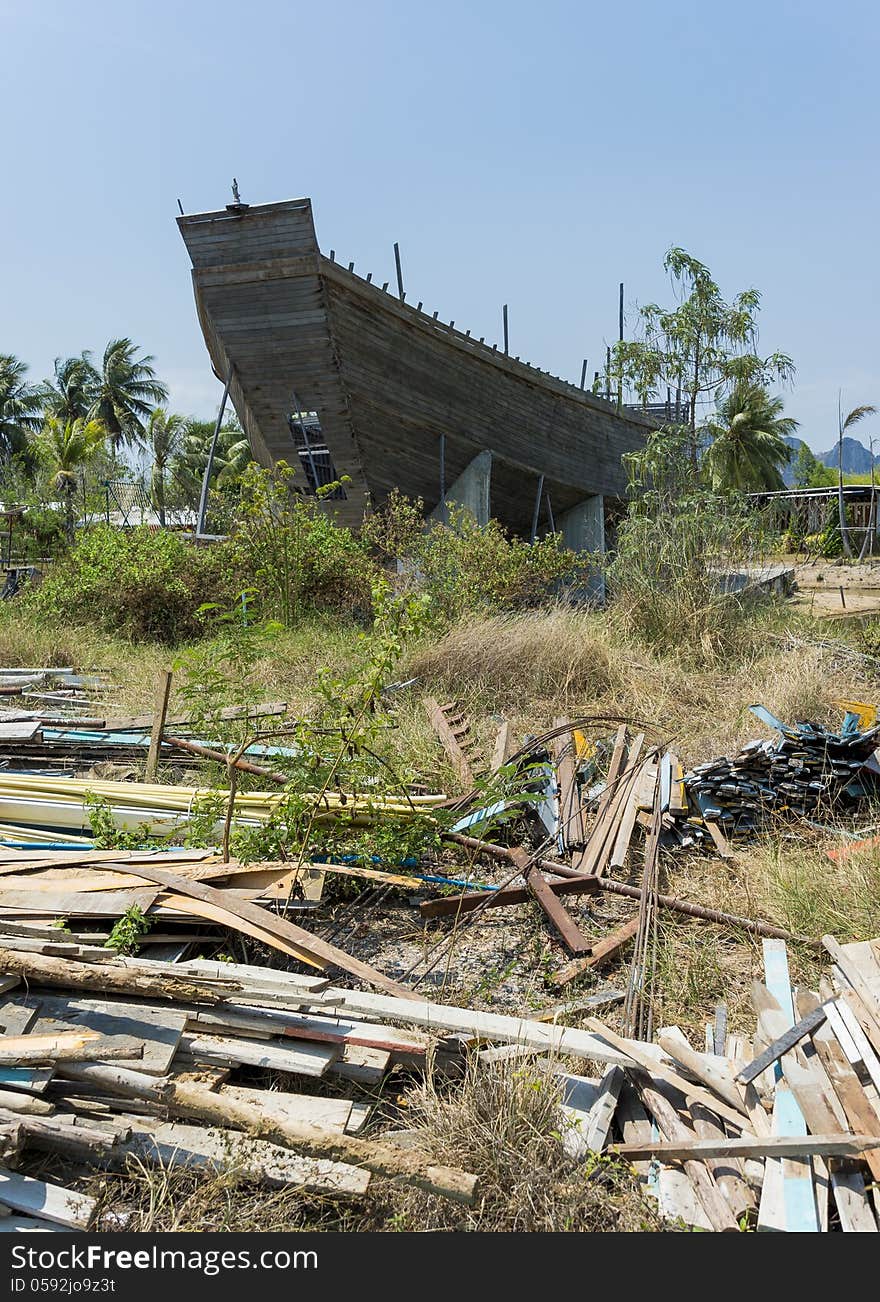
left=678, top=705, right=880, bottom=844
left=562, top=935, right=880, bottom=1231
left=0, top=665, right=293, bottom=779
left=0, top=931, right=875, bottom=1231
left=0, top=946, right=484, bottom=1231
left=425, top=721, right=817, bottom=980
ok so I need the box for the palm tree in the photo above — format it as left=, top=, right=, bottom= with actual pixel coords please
left=88, top=339, right=168, bottom=450
left=172, top=417, right=253, bottom=498
left=0, top=354, right=42, bottom=462
left=835, top=399, right=877, bottom=559
left=38, top=417, right=105, bottom=541
left=41, top=353, right=98, bottom=423
left=144, top=409, right=189, bottom=526
left=702, top=381, right=798, bottom=492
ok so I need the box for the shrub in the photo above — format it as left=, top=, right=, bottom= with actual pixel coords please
left=228, top=462, right=374, bottom=625
left=365, top=494, right=586, bottom=625
left=28, top=525, right=243, bottom=642
left=19, top=505, right=66, bottom=558
left=606, top=489, right=774, bottom=663
left=813, top=505, right=846, bottom=558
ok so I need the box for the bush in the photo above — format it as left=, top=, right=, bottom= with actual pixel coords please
left=607, top=489, right=774, bottom=663
left=19, top=505, right=66, bottom=557
left=365, top=493, right=586, bottom=625
left=28, top=526, right=244, bottom=642
left=814, top=506, right=846, bottom=558
left=228, top=462, right=374, bottom=625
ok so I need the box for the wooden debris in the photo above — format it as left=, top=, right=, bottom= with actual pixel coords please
left=510, top=848, right=592, bottom=956
left=424, top=698, right=482, bottom=787
left=549, top=916, right=639, bottom=987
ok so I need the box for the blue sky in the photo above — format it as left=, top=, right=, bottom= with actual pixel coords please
left=2, top=0, right=878, bottom=452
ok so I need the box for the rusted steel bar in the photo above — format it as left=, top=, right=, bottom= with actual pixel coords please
left=443, top=832, right=585, bottom=879
left=420, top=874, right=601, bottom=919
left=440, top=832, right=819, bottom=947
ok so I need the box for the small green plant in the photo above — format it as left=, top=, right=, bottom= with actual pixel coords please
left=86, top=794, right=160, bottom=851
left=105, top=905, right=153, bottom=956
left=607, top=468, right=776, bottom=664
left=228, top=461, right=373, bottom=626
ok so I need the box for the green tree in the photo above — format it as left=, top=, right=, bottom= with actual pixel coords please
left=702, top=381, right=798, bottom=492
left=144, top=408, right=188, bottom=526
left=835, top=401, right=877, bottom=558
left=41, top=353, right=98, bottom=423
left=38, top=416, right=106, bottom=541
left=171, top=416, right=253, bottom=501
left=792, top=442, right=835, bottom=488
left=88, top=339, right=168, bottom=450
left=0, top=354, right=42, bottom=462
left=613, top=248, right=794, bottom=469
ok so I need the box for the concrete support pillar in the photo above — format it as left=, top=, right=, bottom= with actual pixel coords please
left=559, top=495, right=605, bottom=601
left=432, top=450, right=492, bottom=525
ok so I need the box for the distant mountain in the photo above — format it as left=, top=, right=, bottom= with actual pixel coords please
left=781, top=435, right=807, bottom=487
left=819, top=436, right=875, bottom=474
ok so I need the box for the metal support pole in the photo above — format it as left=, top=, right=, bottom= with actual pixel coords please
left=196, top=364, right=233, bottom=537
left=545, top=488, right=555, bottom=533
left=580, top=360, right=588, bottom=390
left=617, top=282, right=624, bottom=409
left=290, top=388, right=321, bottom=493
left=394, top=242, right=404, bottom=300
left=530, top=474, right=545, bottom=542
left=502, top=304, right=509, bottom=355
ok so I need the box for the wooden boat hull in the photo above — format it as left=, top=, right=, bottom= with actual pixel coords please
left=178, top=198, right=652, bottom=543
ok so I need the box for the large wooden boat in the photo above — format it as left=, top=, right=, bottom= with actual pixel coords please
left=178, top=196, right=653, bottom=549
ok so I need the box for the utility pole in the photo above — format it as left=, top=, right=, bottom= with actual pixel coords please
left=502, top=304, right=509, bottom=355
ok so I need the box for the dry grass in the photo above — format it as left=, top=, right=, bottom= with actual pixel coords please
left=379, top=1055, right=669, bottom=1232
left=406, top=607, right=880, bottom=768
left=407, top=607, right=625, bottom=707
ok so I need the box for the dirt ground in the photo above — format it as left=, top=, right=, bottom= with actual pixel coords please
left=785, top=556, right=880, bottom=617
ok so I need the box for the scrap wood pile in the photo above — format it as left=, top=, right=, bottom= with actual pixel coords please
left=0, top=662, right=295, bottom=784
left=417, top=701, right=880, bottom=991
left=0, top=945, right=473, bottom=1231
left=0, top=677, right=877, bottom=1231
left=0, top=933, right=876, bottom=1232
left=679, top=702, right=880, bottom=843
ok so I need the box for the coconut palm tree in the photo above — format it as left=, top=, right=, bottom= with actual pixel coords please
left=38, top=417, right=105, bottom=541
left=702, top=381, right=798, bottom=492
left=41, top=353, right=99, bottom=424
left=0, top=354, right=42, bottom=462
left=835, top=399, right=877, bottom=559
left=144, top=408, right=189, bottom=526
left=88, top=339, right=168, bottom=450
left=172, top=417, right=253, bottom=499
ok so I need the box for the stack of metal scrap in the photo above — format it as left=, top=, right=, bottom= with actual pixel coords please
left=679, top=704, right=880, bottom=843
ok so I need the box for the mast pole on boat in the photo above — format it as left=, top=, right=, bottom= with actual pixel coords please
left=394, top=242, right=405, bottom=300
